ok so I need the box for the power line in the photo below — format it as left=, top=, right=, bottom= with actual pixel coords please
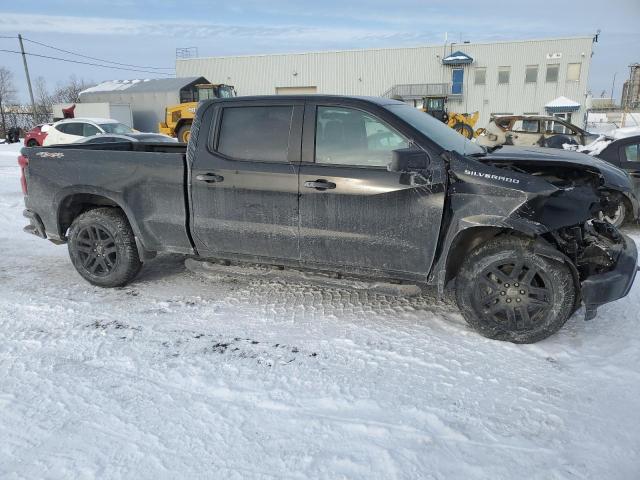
left=0, top=49, right=175, bottom=76
left=22, top=37, right=174, bottom=71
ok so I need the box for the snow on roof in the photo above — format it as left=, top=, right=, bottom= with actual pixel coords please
left=79, top=77, right=206, bottom=96
left=80, top=80, right=138, bottom=94
left=545, top=96, right=581, bottom=108
left=56, top=117, right=118, bottom=124
left=442, top=50, right=473, bottom=65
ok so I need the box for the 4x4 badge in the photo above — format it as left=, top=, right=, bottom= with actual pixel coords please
left=36, top=151, right=65, bottom=158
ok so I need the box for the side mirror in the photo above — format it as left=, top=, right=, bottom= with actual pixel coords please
left=388, top=147, right=429, bottom=172
left=41, top=124, right=50, bottom=133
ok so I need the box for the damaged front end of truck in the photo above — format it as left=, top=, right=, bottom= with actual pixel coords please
left=433, top=146, right=639, bottom=320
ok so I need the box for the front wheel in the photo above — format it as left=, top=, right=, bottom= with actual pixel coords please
left=67, top=208, right=142, bottom=287
left=177, top=124, right=192, bottom=143
left=455, top=236, right=576, bottom=343
left=598, top=201, right=626, bottom=228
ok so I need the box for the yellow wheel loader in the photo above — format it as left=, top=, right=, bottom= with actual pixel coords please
left=422, top=96, right=482, bottom=139
left=159, top=84, right=236, bottom=142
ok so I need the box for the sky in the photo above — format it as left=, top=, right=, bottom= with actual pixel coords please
left=0, top=0, right=638, bottom=103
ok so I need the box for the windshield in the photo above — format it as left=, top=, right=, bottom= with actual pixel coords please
left=385, top=104, right=484, bottom=156
left=98, top=122, right=134, bottom=134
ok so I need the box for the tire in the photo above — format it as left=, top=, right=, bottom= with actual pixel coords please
left=598, top=201, right=626, bottom=228
left=67, top=208, right=142, bottom=287
left=26, top=139, right=38, bottom=147
left=455, top=236, right=576, bottom=343
left=177, top=124, right=192, bottom=143
left=453, top=122, right=474, bottom=139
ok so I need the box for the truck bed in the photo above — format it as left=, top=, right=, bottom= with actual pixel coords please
left=23, top=142, right=194, bottom=255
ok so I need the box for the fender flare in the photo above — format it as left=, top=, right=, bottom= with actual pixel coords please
left=54, top=186, right=155, bottom=260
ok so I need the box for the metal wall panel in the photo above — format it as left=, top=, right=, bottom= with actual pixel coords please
left=176, top=37, right=594, bottom=128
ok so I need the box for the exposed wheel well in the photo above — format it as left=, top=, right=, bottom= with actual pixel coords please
left=444, top=227, right=506, bottom=286
left=58, top=193, right=120, bottom=238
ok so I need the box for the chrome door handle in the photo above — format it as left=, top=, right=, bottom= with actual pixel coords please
left=196, top=173, right=224, bottom=183
left=304, top=179, right=336, bottom=190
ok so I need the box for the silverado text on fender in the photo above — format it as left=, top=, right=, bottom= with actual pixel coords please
left=19, top=96, right=639, bottom=343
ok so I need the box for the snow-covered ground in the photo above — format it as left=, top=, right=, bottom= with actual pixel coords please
left=1, top=142, right=639, bottom=479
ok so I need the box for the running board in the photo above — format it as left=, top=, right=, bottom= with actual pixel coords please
left=184, top=258, right=423, bottom=297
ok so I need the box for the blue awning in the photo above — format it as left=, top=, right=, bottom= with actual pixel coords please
left=442, top=51, right=473, bottom=65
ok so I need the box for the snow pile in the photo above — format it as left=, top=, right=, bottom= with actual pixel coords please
left=564, top=126, right=640, bottom=156
left=564, top=134, right=613, bottom=156
left=1, top=142, right=640, bottom=478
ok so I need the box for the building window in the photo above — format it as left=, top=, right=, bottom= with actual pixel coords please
left=546, top=64, right=560, bottom=82
left=498, top=67, right=511, bottom=84
left=474, top=68, right=486, bottom=85
left=217, top=106, right=293, bottom=162
left=525, top=65, right=538, bottom=83
left=567, top=63, right=581, bottom=81
left=452, top=68, right=464, bottom=94
left=315, top=106, right=408, bottom=167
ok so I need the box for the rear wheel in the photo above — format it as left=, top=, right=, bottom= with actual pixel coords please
left=177, top=124, right=192, bottom=143
left=455, top=236, right=575, bottom=343
left=67, top=208, right=142, bottom=287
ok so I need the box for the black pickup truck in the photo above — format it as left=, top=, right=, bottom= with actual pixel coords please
left=20, top=96, right=639, bottom=343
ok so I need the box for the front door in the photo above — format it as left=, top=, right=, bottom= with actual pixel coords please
left=452, top=69, right=464, bottom=95
left=298, top=102, right=445, bottom=280
left=190, top=100, right=303, bottom=261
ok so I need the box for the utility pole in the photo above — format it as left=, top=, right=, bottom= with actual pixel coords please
left=18, top=34, right=37, bottom=120
left=0, top=90, right=6, bottom=139
left=610, top=72, right=616, bottom=104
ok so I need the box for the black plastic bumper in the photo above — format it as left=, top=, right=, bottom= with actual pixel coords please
left=581, top=234, right=638, bottom=319
left=23, top=209, right=47, bottom=239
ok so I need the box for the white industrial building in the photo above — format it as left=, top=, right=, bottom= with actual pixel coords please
left=176, top=36, right=595, bottom=128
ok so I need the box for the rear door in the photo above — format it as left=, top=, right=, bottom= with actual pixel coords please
left=51, top=122, right=84, bottom=144
left=189, top=100, right=303, bottom=261
left=509, top=118, right=542, bottom=146
left=297, top=101, right=445, bottom=280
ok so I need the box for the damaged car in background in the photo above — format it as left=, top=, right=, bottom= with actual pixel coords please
left=19, top=96, right=639, bottom=343
left=477, top=115, right=600, bottom=149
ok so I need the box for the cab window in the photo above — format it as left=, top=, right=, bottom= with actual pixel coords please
left=217, top=105, right=293, bottom=162
left=315, top=106, right=408, bottom=167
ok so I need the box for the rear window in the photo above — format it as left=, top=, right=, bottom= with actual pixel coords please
left=512, top=119, right=539, bottom=133
left=217, top=106, right=293, bottom=162
left=624, top=144, right=640, bottom=162
left=57, top=122, right=83, bottom=136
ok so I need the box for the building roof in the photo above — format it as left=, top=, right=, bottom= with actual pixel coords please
left=80, top=77, right=208, bottom=95
left=175, top=36, right=593, bottom=62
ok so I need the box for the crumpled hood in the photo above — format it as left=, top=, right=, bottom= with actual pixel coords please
left=478, top=145, right=634, bottom=193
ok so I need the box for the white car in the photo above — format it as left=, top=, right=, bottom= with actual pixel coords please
left=43, top=118, right=135, bottom=146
